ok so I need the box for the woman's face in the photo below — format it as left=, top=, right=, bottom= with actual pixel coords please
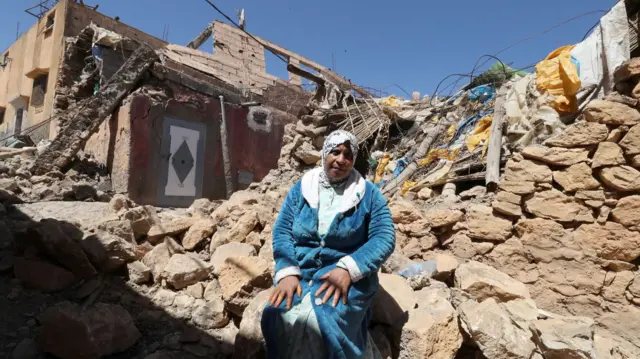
left=324, top=143, right=354, bottom=182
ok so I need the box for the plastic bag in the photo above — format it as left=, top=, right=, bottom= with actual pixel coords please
left=536, top=45, right=581, bottom=113
left=398, top=261, right=436, bottom=278
left=467, top=84, right=496, bottom=103
left=394, top=157, right=410, bottom=178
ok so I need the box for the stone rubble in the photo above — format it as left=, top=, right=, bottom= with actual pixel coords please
left=2, top=70, right=640, bottom=359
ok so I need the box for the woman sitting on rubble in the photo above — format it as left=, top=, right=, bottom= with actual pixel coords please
left=261, top=130, right=396, bottom=359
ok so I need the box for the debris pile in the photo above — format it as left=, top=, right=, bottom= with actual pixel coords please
left=4, top=67, right=640, bottom=358
left=0, top=3, right=639, bottom=359
left=0, top=152, right=112, bottom=203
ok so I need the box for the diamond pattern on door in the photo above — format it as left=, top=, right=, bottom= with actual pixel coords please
left=165, top=125, right=200, bottom=197
left=171, top=140, right=195, bottom=184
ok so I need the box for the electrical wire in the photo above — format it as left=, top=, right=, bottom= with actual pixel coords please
left=462, top=9, right=608, bottom=88
left=381, top=84, right=411, bottom=97
left=202, top=0, right=606, bottom=107
left=493, top=10, right=607, bottom=58
left=202, top=0, right=381, bottom=101
left=429, top=60, right=536, bottom=106
left=0, top=96, right=93, bottom=144
left=428, top=7, right=609, bottom=104
left=582, top=20, right=601, bottom=41
left=0, top=116, right=53, bottom=143
left=447, top=54, right=509, bottom=96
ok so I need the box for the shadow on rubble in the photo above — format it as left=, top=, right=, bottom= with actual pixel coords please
left=0, top=193, right=263, bottom=359
left=0, top=189, right=486, bottom=359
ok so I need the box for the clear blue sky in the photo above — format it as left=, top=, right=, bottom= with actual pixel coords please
left=1, top=0, right=617, bottom=97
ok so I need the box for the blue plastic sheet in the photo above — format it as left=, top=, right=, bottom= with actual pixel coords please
left=448, top=109, right=493, bottom=147
left=393, top=156, right=410, bottom=178
left=467, top=84, right=496, bottom=103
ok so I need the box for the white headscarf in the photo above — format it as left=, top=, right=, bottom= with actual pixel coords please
left=319, top=130, right=359, bottom=188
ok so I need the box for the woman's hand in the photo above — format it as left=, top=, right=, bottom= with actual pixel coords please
left=269, top=276, right=302, bottom=309
left=315, top=268, right=352, bottom=307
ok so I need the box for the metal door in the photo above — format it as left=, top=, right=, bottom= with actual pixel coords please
left=157, top=117, right=206, bottom=207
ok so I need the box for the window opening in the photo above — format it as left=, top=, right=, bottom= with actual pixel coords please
left=31, top=73, right=48, bottom=110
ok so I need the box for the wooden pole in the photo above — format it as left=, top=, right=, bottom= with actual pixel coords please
left=382, top=122, right=445, bottom=194
left=485, top=86, right=508, bottom=189
left=218, top=95, right=234, bottom=199
left=0, top=147, right=36, bottom=159
left=412, top=172, right=487, bottom=192
left=186, top=22, right=214, bottom=49
left=286, top=64, right=326, bottom=86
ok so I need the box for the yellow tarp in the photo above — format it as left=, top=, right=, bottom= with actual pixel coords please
left=447, top=124, right=457, bottom=140
left=380, top=96, right=402, bottom=107
left=465, top=116, right=493, bottom=153
left=375, top=154, right=391, bottom=183
left=418, top=148, right=459, bottom=167
left=536, top=45, right=581, bottom=114
left=401, top=180, right=417, bottom=196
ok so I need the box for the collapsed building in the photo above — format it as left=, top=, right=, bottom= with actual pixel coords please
left=1, top=1, right=640, bottom=359
left=1, top=0, right=367, bottom=206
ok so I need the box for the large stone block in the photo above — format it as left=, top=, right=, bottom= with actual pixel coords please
left=454, top=261, right=530, bottom=302
left=218, top=256, right=272, bottom=316
left=39, top=302, right=141, bottom=359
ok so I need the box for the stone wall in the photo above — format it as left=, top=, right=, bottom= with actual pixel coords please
left=377, top=95, right=640, bottom=321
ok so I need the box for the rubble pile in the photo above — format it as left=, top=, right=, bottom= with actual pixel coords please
left=1, top=4, right=639, bottom=359
left=0, top=152, right=112, bottom=203
left=3, top=69, right=640, bottom=358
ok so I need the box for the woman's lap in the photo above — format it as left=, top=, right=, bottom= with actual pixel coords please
left=269, top=294, right=382, bottom=359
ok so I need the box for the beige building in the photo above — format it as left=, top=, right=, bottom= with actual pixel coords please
left=0, top=0, right=165, bottom=145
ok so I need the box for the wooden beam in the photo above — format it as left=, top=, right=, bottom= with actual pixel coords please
left=219, top=95, right=234, bottom=199
left=412, top=172, right=487, bottom=192
left=286, top=64, right=325, bottom=85
left=153, top=61, right=249, bottom=105
left=0, top=147, right=36, bottom=159
left=31, top=45, right=158, bottom=175
left=485, top=86, right=508, bottom=189
left=187, top=22, right=214, bottom=49
left=249, top=30, right=372, bottom=97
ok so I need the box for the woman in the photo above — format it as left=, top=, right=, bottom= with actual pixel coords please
left=261, top=130, right=396, bottom=359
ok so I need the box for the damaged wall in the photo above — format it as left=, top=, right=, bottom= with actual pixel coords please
left=84, top=82, right=290, bottom=207
left=0, top=0, right=168, bottom=144
left=63, top=1, right=167, bottom=49
left=51, top=0, right=168, bottom=139
left=210, top=20, right=340, bottom=96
